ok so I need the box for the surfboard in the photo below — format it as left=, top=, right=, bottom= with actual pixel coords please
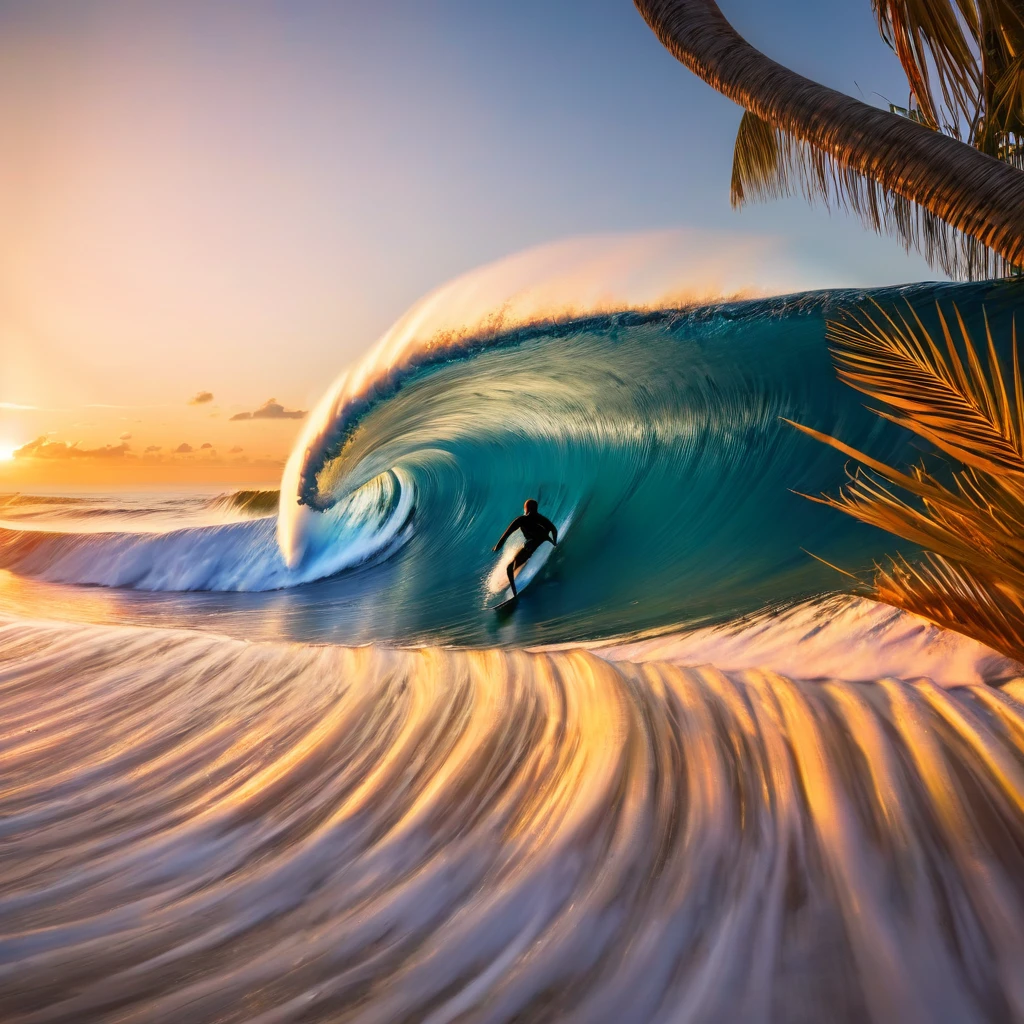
left=484, top=509, right=573, bottom=610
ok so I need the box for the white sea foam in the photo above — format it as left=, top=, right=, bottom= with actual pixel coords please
left=590, top=594, right=1021, bottom=686
left=0, top=470, right=414, bottom=592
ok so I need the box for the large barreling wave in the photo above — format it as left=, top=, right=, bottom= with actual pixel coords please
left=1, top=275, right=1022, bottom=646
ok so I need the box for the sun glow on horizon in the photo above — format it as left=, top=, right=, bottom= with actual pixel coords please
left=0, top=443, right=18, bottom=461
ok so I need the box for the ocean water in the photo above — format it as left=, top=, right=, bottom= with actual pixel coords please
left=3, top=279, right=1024, bottom=1022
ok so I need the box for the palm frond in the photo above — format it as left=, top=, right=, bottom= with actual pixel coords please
left=875, top=553, right=1024, bottom=662
left=730, top=110, right=781, bottom=206
left=793, top=456, right=1024, bottom=590
left=873, top=0, right=980, bottom=132
left=730, top=111, right=1013, bottom=279
left=825, top=301, right=1024, bottom=474
left=792, top=301, right=1024, bottom=662
left=992, top=57, right=1024, bottom=143
left=872, top=0, right=1024, bottom=144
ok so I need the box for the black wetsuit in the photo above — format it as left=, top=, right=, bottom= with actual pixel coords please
left=496, top=511, right=558, bottom=560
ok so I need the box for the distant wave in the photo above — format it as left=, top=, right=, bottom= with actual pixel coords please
left=0, top=493, right=91, bottom=507
left=208, top=488, right=281, bottom=516
left=0, top=472, right=411, bottom=592
left=1, top=489, right=281, bottom=521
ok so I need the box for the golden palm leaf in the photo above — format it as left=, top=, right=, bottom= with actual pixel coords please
left=792, top=300, right=1024, bottom=661
left=825, top=301, right=1024, bottom=474
left=872, top=0, right=1024, bottom=144
left=872, top=0, right=981, bottom=132
left=875, top=553, right=1024, bottom=661
left=792, top=454, right=1024, bottom=588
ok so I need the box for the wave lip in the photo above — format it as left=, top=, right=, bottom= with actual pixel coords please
left=2, top=613, right=1024, bottom=1022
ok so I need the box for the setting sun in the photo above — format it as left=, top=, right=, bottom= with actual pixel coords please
left=0, top=443, right=16, bottom=462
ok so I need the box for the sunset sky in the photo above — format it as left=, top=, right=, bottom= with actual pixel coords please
left=0, top=0, right=940, bottom=488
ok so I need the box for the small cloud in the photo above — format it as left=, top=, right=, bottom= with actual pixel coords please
left=229, top=445, right=243, bottom=454
left=174, top=443, right=194, bottom=454
left=119, top=432, right=132, bottom=441
left=189, top=391, right=214, bottom=406
left=230, top=398, right=306, bottom=421
left=145, top=445, right=161, bottom=453
left=0, top=401, right=36, bottom=411
left=200, top=442, right=213, bottom=449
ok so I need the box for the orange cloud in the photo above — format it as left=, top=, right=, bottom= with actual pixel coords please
left=189, top=391, right=214, bottom=405
left=15, top=437, right=130, bottom=460
left=230, top=398, right=306, bottom=421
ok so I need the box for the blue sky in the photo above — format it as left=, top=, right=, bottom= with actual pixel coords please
left=0, top=0, right=940, bottom=470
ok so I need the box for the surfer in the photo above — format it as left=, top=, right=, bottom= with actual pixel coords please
left=492, top=499, right=558, bottom=597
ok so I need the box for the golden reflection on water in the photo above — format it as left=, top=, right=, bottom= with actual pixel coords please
left=0, top=568, right=130, bottom=625
left=4, top=612, right=1024, bottom=1022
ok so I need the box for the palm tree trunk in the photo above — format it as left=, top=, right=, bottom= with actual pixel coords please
left=635, top=0, right=1024, bottom=268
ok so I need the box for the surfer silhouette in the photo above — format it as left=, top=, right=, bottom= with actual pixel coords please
left=493, top=499, right=558, bottom=597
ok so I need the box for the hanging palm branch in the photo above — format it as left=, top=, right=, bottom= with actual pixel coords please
left=730, top=110, right=1012, bottom=278
left=726, top=0, right=1024, bottom=278
left=636, top=0, right=1024, bottom=272
left=873, top=0, right=985, bottom=136
left=790, top=300, right=1024, bottom=662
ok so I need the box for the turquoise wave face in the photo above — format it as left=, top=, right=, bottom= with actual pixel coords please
left=277, top=279, right=1021, bottom=645
left=1, top=280, right=1020, bottom=646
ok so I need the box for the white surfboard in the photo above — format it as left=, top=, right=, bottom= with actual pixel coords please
left=485, top=509, right=573, bottom=609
